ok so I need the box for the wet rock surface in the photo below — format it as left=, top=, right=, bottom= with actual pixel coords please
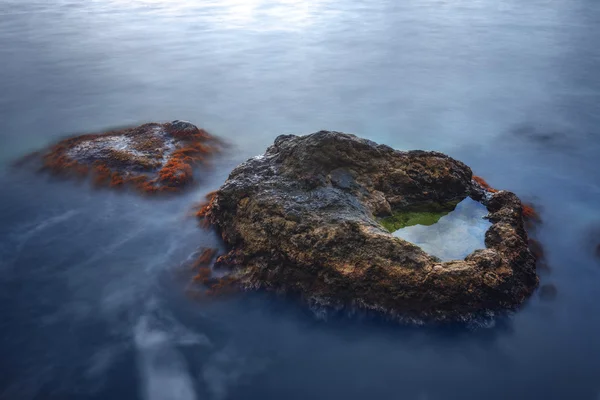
left=204, top=131, right=538, bottom=323
left=26, top=120, right=219, bottom=194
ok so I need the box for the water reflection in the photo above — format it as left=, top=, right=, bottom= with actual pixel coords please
left=393, top=197, right=491, bottom=261
left=105, top=0, right=327, bottom=31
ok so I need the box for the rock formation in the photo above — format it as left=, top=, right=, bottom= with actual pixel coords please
left=27, top=120, right=219, bottom=194
left=203, top=131, right=538, bottom=323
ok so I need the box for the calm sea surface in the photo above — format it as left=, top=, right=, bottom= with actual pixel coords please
left=1, top=0, right=600, bottom=399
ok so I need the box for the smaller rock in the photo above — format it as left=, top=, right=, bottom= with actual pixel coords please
left=171, top=120, right=198, bottom=132
left=23, top=121, right=220, bottom=194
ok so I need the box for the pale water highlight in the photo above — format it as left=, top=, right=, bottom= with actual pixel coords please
left=393, top=197, right=492, bottom=261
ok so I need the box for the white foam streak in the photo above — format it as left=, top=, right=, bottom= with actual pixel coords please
left=134, top=315, right=198, bottom=400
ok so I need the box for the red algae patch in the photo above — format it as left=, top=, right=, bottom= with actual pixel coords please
left=473, top=174, right=544, bottom=272
left=473, top=175, right=541, bottom=224
left=193, top=191, right=218, bottom=228
left=190, top=248, right=217, bottom=285
left=193, top=248, right=217, bottom=270
left=29, top=120, right=220, bottom=194
left=188, top=247, right=239, bottom=298
left=472, top=175, right=499, bottom=193
left=522, top=203, right=541, bottom=222
left=193, top=267, right=212, bottom=284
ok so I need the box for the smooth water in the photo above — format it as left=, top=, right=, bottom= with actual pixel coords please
left=393, top=198, right=492, bottom=261
left=1, top=0, right=600, bottom=399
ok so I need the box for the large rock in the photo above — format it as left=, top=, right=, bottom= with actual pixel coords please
left=205, top=131, right=538, bottom=323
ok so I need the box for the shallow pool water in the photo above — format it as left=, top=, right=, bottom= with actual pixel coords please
left=393, top=197, right=492, bottom=261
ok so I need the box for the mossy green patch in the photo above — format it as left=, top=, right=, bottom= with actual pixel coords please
left=379, top=200, right=460, bottom=232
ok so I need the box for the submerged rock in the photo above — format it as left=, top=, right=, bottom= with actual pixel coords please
left=203, top=131, right=538, bottom=323
left=27, top=120, right=219, bottom=194
left=539, top=283, right=558, bottom=301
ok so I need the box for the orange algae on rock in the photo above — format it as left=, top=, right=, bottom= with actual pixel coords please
left=158, top=157, right=194, bottom=187
left=188, top=248, right=238, bottom=295
left=194, top=191, right=218, bottom=228
left=473, top=175, right=541, bottom=224
left=193, top=267, right=212, bottom=284
left=472, top=175, right=499, bottom=193
left=92, top=164, right=113, bottom=186
left=205, top=275, right=239, bottom=297
left=110, top=172, right=125, bottom=187
left=193, top=248, right=217, bottom=269
left=25, top=120, right=220, bottom=195
left=190, top=248, right=217, bottom=283
left=522, top=203, right=540, bottom=222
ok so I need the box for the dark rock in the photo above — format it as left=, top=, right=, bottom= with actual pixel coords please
left=171, top=120, right=199, bottom=133
left=205, top=131, right=538, bottom=323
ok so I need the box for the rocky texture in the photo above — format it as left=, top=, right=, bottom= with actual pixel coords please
left=203, top=131, right=538, bottom=323
left=28, top=120, right=219, bottom=194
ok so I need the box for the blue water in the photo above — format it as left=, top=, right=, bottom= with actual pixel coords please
left=393, top=198, right=492, bottom=261
left=1, top=0, right=600, bottom=399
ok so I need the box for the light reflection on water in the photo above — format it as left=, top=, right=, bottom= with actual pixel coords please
left=98, top=0, right=324, bottom=31
left=393, top=197, right=491, bottom=261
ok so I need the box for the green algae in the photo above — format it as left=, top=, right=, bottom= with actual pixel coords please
left=379, top=200, right=461, bottom=232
